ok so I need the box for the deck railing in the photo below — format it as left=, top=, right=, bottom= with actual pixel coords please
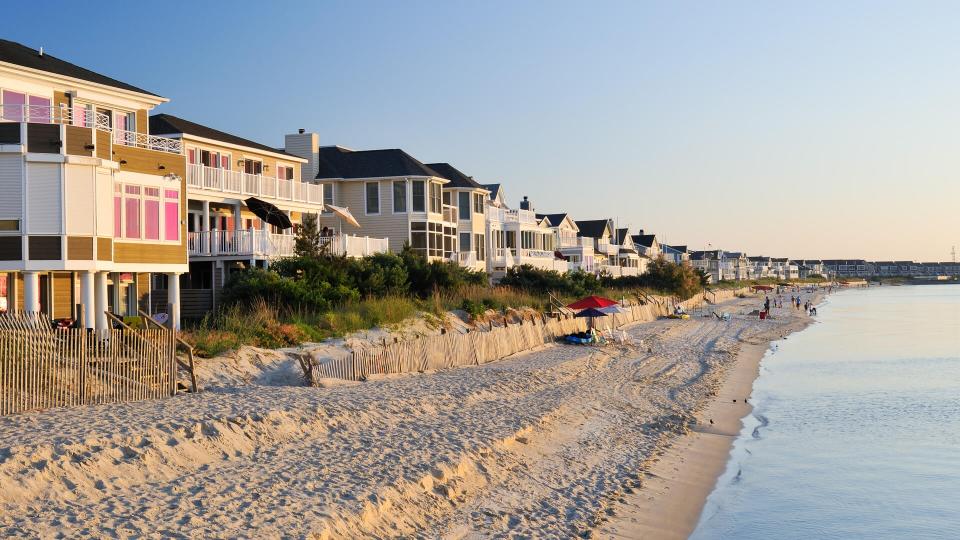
left=188, top=230, right=389, bottom=259
left=1, top=104, right=180, bottom=154
left=187, top=163, right=323, bottom=204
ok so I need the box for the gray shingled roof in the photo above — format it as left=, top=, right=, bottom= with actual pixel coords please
left=423, top=163, right=485, bottom=190
left=316, top=146, right=440, bottom=179
left=0, top=39, right=160, bottom=97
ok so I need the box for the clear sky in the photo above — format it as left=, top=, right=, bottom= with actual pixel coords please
left=6, top=1, right=958, bottom=261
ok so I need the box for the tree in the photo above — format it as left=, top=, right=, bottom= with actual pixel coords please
left=294, top=213, right=323, bottom=258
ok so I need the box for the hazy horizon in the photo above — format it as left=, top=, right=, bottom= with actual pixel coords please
left=5, top=1, right=958, bottom=261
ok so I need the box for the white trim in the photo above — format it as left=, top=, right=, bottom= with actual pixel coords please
left=0, top=61, right=167, bottom=106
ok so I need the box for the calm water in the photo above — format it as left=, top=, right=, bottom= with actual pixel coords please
left=692, top=284, right=960, bottom=540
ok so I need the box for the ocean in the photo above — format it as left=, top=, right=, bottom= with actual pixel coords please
left=691, top=284, right=960, bottom=539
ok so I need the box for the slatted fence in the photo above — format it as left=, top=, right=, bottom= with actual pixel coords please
left=0, top=312, right=177, bottom=416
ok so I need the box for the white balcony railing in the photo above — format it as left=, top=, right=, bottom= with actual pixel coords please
left=187, top=163, right=323, bottom=205
left=114, top=128, right=182, bottom=154
left=188, top=230, right=389, bottom=259
left=458, top=251, right=477, bottom=266
left=486, top=206, right=506, bottom=224
left=1, top=104, right=180, bottom=154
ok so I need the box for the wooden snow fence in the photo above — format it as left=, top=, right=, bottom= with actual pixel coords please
left=307, top=300, right=686, bottom=384
left=0, top=311, right=178, bottom=416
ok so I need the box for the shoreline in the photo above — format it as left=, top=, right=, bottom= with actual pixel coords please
left=598, top=297, right=822, bottom=539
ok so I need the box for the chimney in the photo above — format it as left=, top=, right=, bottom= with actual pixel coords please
left=284, top=130, right=320, bottom=181
left=519, top=196, right=533, bottom=211
left=39, top=47, right=44, bottom=57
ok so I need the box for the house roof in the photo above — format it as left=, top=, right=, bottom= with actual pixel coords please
left=537, top=213, right=571, bottom=228
left=631, top=234, right=657, bottom=248
left=423, top=163, right=485, bottom=190
left=615, top=228, right=631, bottom=246
left=316, top=146, right=441, bottom=180
left=663, top=244, right=687, bottom=253
left=0, top=39, right=161, bottom=97
left=574, top=219, right=612, bottom=239
left=150, top=114, right=302, bottom=159
left=483, top=183, right=502, bottom=200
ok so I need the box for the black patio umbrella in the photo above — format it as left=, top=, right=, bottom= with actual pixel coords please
left=245, top=197, right=293, bottom=230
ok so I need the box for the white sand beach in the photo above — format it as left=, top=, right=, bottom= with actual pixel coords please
left=0, top=291, right=822, bottom=538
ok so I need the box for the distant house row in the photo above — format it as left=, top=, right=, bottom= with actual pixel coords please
left=0, top=40, right=953, bottom=330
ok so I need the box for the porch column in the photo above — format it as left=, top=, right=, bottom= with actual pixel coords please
left=94, top=271, right=109, bottom=332
left=80, top=271, right=95, bottom=329
left=201, top=200, right=211, bottom=255
left=22, top=271, right=40, bottom=313
left=166, top=272, right=181, bottom=331
left=233, top=202, right=242, bottom=233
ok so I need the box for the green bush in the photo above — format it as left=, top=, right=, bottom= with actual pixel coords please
left=498, top=265, right=603, bottom=297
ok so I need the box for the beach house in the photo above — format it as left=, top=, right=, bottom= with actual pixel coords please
left=661, top=244, right=689, bottom=265
left=286, top=140, right=454, bottom=261
left=748, top=256, right=772, bottom=279
left=423, top=163, right=489, bottom=271
left=149, top=115, right=341, bottom=316
left=539, top=212, right=590, bottom=272
left=483, top=194, right=563, bottom=275
left=0, top=39, right=188, bottom=329
left=574, top=219, right=619, bottom=275
left=614, top=229, right=643, bottom=276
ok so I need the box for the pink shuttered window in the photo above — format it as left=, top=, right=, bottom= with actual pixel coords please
left=144, top=200, right=160, bottom=240
left=187, top=149, right=196, bottom=164
left=164, top=189, right=180, bottom=241
left=27, top=96, right=50, bottom=123
left=221, top=155, right=230, bottom=170
left=1, top=91, right=25, bottom=121
left=73, top=104, right=89, bottom=127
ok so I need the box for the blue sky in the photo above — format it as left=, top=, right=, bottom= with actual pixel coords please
left=6, top=1, right=959, bottom=260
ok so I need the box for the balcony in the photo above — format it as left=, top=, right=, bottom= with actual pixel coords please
left=0, top=104, right=181, bottom=154
left=187, top=163, right=323, bottom=205
left=558, top=236, right=590, bottom=249
left=188, top=230, right=389, bottom=259
left=504, top=208, right=538, bottom=225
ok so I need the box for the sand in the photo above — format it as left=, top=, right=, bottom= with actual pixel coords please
left=0, top=289, right=825, bottom=538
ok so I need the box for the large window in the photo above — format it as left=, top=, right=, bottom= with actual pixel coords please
left=459, top=232, right=471, bottom=251
left=113, top=184, right=180, bottom=242
left=0, top=91, right=51, bottom=123
left=458, top=192, right=470, bottom=219
left=365, top=182, right=380, bottom=214
left=411, top=221, right=427, bottom=256
left=412, top=181, right=425, bottom=212
left=474, top=193, right=484, bottom=214
left=393, top=181, right=407, bottom=213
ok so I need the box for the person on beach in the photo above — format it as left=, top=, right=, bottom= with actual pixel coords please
left=764, top=296, right=771, bottom=313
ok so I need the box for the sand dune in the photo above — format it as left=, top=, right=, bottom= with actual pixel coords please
left=0, top=293, right=817, bottom=538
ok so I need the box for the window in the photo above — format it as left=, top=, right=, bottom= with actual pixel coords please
left=365, top=182, right=380, bottom=214
left=1, top=91, right=25, bottom=121
left=187, top=148, right=197, bottom=165
left=412, top=181, right=425, bottom=212
left=393, top=181, right=407, bottom=213
left=474, top=193, right=484, bottom=214
left=475, top=234, right=485, bottom=260
left=277, top=164, right=294, bottom=180
left=429, top=182, right=441, bottom=213
left=458, top=192, right=470, bottom=219
left=244, top=159, right=263, bottom=175
left=411, top=221, right=427, bottom=255
left=0, top=220, right=19, bottom=231
left=459, top=232, right=471, bottom=251
left=124, top=185, right=141, bottom=239
left=322, top=183, right=334, bottom=207
left=164, top=189, right=180, bottom=241
left=144, top=187, right=160, bottom=240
